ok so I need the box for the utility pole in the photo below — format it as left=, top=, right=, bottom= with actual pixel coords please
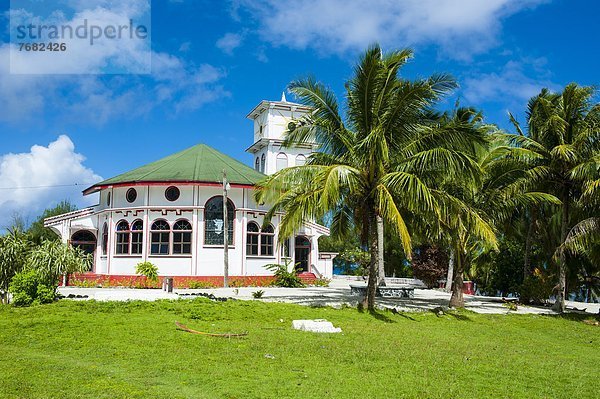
left=223, top=169, right=230, bottom=287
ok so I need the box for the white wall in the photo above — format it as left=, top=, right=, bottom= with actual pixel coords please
left=49, top=183, right=327, bottom=277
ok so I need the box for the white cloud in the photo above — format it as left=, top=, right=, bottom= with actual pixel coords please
left=462, top=59, right=558, bottom=106
left=216, top=32, right=243, bottom=55
left=236, top=0, right=548, bottom=58
left=0, top=44, right=228, bottom=124
left=0, top=135, right=101, bottom=228
left=10, top=0, right=152, bottom=74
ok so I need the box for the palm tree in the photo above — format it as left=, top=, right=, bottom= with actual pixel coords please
left=508, top=84, right=600, bottom=312
left=255, top=45, right=485, bottom=311
left=412, top=107, right=557, bottom=307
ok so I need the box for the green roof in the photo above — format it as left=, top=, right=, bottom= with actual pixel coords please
left=84, top=144, right=265, bottom=194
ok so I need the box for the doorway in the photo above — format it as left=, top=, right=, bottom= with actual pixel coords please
left=294, top=236, right=311, bottom=273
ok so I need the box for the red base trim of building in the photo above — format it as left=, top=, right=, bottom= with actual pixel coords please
left=63, top=273, right=275, bottom=288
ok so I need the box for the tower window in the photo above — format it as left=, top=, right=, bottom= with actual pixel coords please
left=276, top=153, right=288, bottom=171
left=296, top=154, right=307, bottom=166
left=261, top=154, right=266, bottom=173
left=255, top=157, right=260, bottom=171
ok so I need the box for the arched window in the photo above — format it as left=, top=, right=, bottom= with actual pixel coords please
left=260, top=154, right=266, bottom=173
left=246, top=222, right=274, bottom=257
left=255, top=157, right=260, bottom=171
left=151, top=220, right=170, bottom=255
left=295, top=154, right=306, bottom=166
left=130, top=220, right=144, bottom=255
left=71, top=230, right=96, bottom=256
left=204, top=197, right=234, bottom=245
left=246, top=222, right=260, bottom=256
left=115, top=220, right=130, bottom=254
left=261, top=224, right=275, bottom=256
left=173, top=219, right=192, bottom=255
left=276, top=153, right=288, bottom=171
left=101, top=223, right=108, bottom=255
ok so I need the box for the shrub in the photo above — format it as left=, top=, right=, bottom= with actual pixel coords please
left=252, top=290, right=265, bottom=299
left=9, top=269, right=56, bottom=307
left=135, top=262, right=159, bottom=284
left=519, top=274, right=554, bottom=305
left=36, top=284, right=56, bottom=304
left=265, top=259, right=305, bottom=288
left=411, top=246, right=448, bottom=288
left=188, top=280, right=217, bottom=289
left=0, top=232, right=30, bottom=304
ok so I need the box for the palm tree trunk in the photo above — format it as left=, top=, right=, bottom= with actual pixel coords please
left=445, top=248, right=455, bottom=293
left=377, top=215, right=385, bottom=286
left=449, top=243, right=464, bottom=308
left=364, top=211, right=379, bottom=312
left=553, top=194, right=569, bottom=313
left=523, top=209, right=536, bottom=280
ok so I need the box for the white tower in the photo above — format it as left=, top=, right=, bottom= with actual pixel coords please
left=246, top=93, right=314, bottom=175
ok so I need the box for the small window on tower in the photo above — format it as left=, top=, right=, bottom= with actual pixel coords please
left=276, top=153, right=288, bottom=171
left=296, top=154, right=307, bottom=166
left=261, top=154, right=266, bottom=173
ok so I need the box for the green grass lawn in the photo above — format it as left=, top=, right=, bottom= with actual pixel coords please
left=0, top=299, right=598, bottom=399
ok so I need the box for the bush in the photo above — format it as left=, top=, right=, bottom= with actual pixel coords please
left=36, top=284, right=56, bottom=304
left=252, top=290, right=265, bottom=299
left=135, top=262, right=159, bottom=283
left=188, top=280, right=217, bottom=289
left=411, top=246, right=448, bottom=288
left=265, top=259, right=305, bottom=288
left=519, top=274, right=554, bottom=305
left=9, top=269, right=56, bottom=307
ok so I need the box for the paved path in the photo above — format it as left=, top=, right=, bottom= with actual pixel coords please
left=58, top=279, right=600, bottom=315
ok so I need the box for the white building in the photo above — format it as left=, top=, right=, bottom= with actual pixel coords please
left=45, top=96, right=336, bottom=286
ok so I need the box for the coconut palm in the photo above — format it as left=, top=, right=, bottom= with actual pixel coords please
left=255, top=45, right=487, bottom=311
left=507, top=83, right=600, bottom=312
left=411, top=107, right=558, bottom=307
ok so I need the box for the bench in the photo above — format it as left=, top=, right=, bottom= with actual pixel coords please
left=350, top=284, right=414, bottom=299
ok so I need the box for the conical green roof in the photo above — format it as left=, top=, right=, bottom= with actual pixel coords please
left=84, top=144, right=264, bottom=194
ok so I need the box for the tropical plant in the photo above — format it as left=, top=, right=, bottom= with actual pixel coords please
left=135, top=262, right=159, bottom=283
left=27, top=240, right=91, bottom=291
left=508, top=83, right=600, bottom=311
left=0, top=231, right=30, bottom=304
left=265, top=259, right=305, bottom=288
left=252, top=290, right=265, bottom=299
left=9, top=269, right=56, bottom=306
left=255, top=45, right=486, bottom=310
left=413, top=107, right=559, bottom=307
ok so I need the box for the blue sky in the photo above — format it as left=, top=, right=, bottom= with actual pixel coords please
left=0, top=0, right=599, bottom=227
